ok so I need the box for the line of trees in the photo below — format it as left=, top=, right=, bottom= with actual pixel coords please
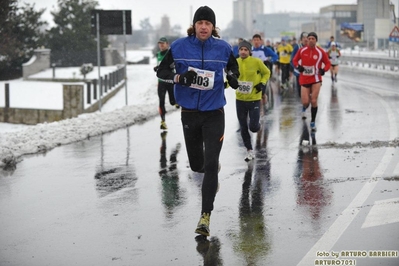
left=0, top=0, right=109, bottom=80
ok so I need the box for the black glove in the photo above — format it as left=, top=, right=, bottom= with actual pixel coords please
left=178, top=71, right=197, bottom=86
left=227, top=74, right=239, bottom=89
left=319, top=69, right=325, bottom=76
left=153, top=66, right=159, bottom=72
left=254, top=83, right=264, bottom=93
left=297, top=65, right=305, bottom=73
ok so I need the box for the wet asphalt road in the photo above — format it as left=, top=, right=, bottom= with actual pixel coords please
left=1, top=70, right=399, bottom=266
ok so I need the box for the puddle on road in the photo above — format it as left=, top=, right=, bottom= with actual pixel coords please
left=94, top=164, right=137, bottom=197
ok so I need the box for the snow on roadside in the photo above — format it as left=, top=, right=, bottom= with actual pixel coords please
left=0, top=102, right=164, bottom=170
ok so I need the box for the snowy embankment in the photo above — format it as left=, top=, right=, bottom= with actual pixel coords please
left=0, top=103, right=159, bottom=170
left=0, top=49, right=171, bottom=170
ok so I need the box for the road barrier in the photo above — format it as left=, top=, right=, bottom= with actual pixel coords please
left=0, top=66, right=126, bottom=125
left=340, top=54, right=399, bottom=71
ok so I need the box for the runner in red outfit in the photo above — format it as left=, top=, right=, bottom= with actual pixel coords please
left=292, top=32, right=331, bottom=131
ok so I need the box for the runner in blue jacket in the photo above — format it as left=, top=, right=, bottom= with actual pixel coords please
left=157, top=5, right=239, bottom=237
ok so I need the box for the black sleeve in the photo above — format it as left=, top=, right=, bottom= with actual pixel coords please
left=156, top=49, right=176, bottom=83
left=226, top=52, right=240, bottom=78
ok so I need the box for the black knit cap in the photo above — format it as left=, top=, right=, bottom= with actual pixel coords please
left=308, top=32, right=318, bottom=41
left=193, top=6, right=216, bottom=26
left=238, top=40, right=252, bottom=51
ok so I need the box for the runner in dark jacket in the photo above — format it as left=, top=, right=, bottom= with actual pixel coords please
left=153, top=37, right=177, bottom=130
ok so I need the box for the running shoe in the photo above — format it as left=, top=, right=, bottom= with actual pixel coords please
left=195, top=213, right=211, bottom=236
left=310, top=122, right=317, bottom=131
left=160, top=121, right=168, bottom=130
left=244, top=150, right=255, bottom=162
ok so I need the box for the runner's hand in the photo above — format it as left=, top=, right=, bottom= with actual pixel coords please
left=254, top=83, right=264, bottom=93
left=227, top=74, right=239, bottom=89
left=297, top=65, right=305, bottom=72
left=319, top=69, right=325, bottom=76
left=178, top=71, right=197, bottom=86
left=153, top=66, right=159, bottom=72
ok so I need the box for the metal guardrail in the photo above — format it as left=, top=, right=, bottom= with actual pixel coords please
left=340, top=54, right=399, bottom=71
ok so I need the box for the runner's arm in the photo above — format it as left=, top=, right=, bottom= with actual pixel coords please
left=290, top=46, right=298, bottom=67
left=259, top=59, right=271, bottom=84
left=157, top=49, right=177, bottom=83
left=292, top=49, right=301, bottom=68
left=265, top=47, right=278, bottom=63
left=322, top=50, right=331, bottom=71
left=226, top=52, right=240, bottom=78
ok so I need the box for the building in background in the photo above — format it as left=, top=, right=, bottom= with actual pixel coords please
left=319, top=4, right=358, bottom=47
left=233, top=0, right=398, bottom=49
left=120, top=0, right=397, bottom=50
left=254, top=12, right=318, bottom=42
left=302, top=0, right=396, bottom=49
left=357, top=0, right=396, bottom=49
left=233, top=0, right=264, bottom=38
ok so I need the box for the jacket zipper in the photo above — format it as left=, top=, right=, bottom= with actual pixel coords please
left=196, top=42, right=205, bottom=109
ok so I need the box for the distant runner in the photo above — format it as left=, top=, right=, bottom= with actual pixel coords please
left=327, top=42, right=341, bottom=84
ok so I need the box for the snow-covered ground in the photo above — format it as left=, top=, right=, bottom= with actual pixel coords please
left=0, top=49, right=177, bottom=170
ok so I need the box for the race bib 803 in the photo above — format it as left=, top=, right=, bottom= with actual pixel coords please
left=188, top=67, right=215, bottom=90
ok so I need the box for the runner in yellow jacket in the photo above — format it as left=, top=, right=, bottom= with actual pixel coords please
left=276, top=38, right=293, bottom=89
left=235, top=40, right=270, bottom=162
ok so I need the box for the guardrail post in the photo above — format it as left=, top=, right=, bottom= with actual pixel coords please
left=104, top=75, right=108, bottom=93
left=110, top=72, right=113, bottom=89
left=93, top=79, right=97, bottom=100
left=100, top=77, right=103, bottom=97
left=4, top=83, right=9, bottom=122
left=5, top=83, right=10, bottom=108
left=86, top=82, right=91, bottom=104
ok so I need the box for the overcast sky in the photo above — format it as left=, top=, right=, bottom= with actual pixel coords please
left=21, top=0, right=371, bottom=31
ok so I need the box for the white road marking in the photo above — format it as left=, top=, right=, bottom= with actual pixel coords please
left=297, top=83, right=398, bottom=266
left=361, top=197, right=399, bottom=228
